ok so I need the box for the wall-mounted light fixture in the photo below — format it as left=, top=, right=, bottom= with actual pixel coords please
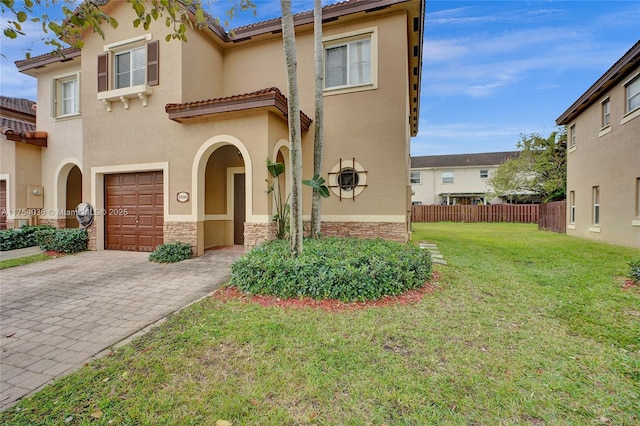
left=32, top=189, right=42, bottom=195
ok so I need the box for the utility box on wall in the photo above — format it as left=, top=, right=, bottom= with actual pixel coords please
left=27, top=185, right=44, bottom=209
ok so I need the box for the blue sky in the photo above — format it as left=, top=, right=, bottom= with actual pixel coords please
left=1, top=0, right=639, bottom=155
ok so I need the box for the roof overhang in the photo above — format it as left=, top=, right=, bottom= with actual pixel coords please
left=2, top=130, right=48, bottom=147
left=15, top=47, right=81, bottom=75
left=556, top=40, right=640, bottom=125
left=165, top=87, right=312, bottom=131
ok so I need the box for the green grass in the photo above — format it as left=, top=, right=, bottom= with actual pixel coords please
left=0, top=253, right=50, bottom=269
left=2, top=223, right=639, bottom=424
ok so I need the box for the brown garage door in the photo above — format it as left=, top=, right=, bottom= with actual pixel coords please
left=105, top=171, right=163, bottom=252
left=0, top=180, right=6, bottom=230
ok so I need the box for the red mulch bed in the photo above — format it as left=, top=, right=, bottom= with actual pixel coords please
left=213, top=271, right=442, bottom=312
left=44, top=250, right=65, bottom=258
left=622, top=279, right=639, bottom=291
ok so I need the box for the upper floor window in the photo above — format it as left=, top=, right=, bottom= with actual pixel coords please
left=480, top=169, right=489, bottom=179
left=325, top=38, right=371, bottom=89
left=626, top=75, right=640, bottom=114
left=115, top=46, right=146, bottom=89
left=442, top=171, right=454, bottom=184
left=98, top=37, right=159, bottom=93
left=601, top=98, right=610, bottom=127
left=410, top=171, right=421, bottom=184
left=569, top=123, right=576, bottom=148
left=52, top=73, right=80, bottom=118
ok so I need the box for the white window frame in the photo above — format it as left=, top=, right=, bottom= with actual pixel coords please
left=51, top=72, right=81, bottom=119
left=569, top=123, right=576, bottom=150
left=114, top=46, right=146, bottom=90
left=636, top=178, right=640, bottom=217
left=410, top=171, right=421, bottom=185
left=442, top=171, right=454, bottom=184
left=592, top=186, right=600, bottom=226
left=601, top=98, right=610, bottom=128
left=569, top=190, right=575, bottom=224
left=323, top=27, right=378, bottom=95
left=480, top=169, right=489, bottom=179
left=625, top=74, right=640, bottom=114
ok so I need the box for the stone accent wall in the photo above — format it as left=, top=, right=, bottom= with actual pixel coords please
left=38, top=218, right=66, bottom=229
left=244, top=222, right=276, bottom=250
left=87, top=225, right=97, bottom=251
left=164, top=221, right=199, bottom=254
left=312, top=221, right=408, bottom=243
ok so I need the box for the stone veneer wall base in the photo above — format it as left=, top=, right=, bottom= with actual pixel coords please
left=164, top=221, right=199, bottom=255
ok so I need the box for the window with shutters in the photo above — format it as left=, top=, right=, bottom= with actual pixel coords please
left=323, top=28, right=378, bottom=94
left=52, top=73, right=80, bottom=118
left=96, top=35, right=159, bottom=111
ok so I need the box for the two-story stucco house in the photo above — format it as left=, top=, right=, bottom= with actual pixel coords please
left=410, top=151, right=522, bottom=206
left=556, top=40, right=639, bottom=249
left=4, top=0, right=424, bottom=255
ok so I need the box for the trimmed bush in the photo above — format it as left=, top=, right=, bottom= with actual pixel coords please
left=35, top=228, right=88, bottom=254
left=630, top=259, right=640, bottom=283
left=149, top=242, right=192, bottom=263
left=0, top=225, right=54, bottom=251
left=231, top=238, right=432, bottom=302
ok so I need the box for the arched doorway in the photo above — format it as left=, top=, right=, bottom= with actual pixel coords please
left=65, top=165, right=82, bottom=227
left=203, top=144, right=246, bottom=247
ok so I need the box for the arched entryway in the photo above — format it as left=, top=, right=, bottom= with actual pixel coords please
left=54, top=160, right=83, bottom=228
left=65, top=165, right=82, bottom=227
left=193, top=136, right=253, bottom=254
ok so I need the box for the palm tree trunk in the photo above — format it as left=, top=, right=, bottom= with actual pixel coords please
left=310, top=0, right=324, bottom=238
left=280, top=0, right=303, bottom=255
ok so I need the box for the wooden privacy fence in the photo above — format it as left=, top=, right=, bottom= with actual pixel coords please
left=538, top=200, right=566, bottom=233
left=412, top=204, right=539, bottom=224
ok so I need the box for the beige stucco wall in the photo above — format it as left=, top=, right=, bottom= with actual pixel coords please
left=566, top=67, right=640, bottom=248
left=23, top=2, right=415, bottom=250
left=32, top=60, right=83, bottom=224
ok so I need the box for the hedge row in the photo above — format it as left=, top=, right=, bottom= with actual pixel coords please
left=231, top=238, right=432, bottom=302
left=0, top=226, right=54, bottom=251
left=35, top=228, right=88, bottom=254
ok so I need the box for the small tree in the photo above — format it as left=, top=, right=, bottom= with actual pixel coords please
left=489, top=130, right=567, bottom=203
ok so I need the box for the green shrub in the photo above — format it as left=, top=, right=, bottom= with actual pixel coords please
left=35, top=228, right=88, bottom=253
left=149, top=242, right=192, bottom=263
left=231, top=238, right=432, bottom=302
left=630, top=259, right=640, bottom=283
left=0, top=225, right=54, bottom=251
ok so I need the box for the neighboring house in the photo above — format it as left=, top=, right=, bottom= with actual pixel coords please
left=9, top=0, right=424, bottom=254
left=0, top=96, right=47, bottom=230
left=556, top=40, right=640, bottom=249
left=410, top=151, right=522, bottom=206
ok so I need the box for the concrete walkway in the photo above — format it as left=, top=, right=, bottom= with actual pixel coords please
left=0, top=247, right=43, bottom=262
left=0, top=247, right=243, bottom=410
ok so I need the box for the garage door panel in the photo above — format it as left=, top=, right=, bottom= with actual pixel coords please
left=105, top=171, right=163, bottom=252
left=0, top=180, right=7, bottom=230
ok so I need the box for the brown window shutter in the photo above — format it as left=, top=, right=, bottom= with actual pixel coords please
left=147, top=40, right=159, bottom=86
left=97, top=53, right=108, bottom=92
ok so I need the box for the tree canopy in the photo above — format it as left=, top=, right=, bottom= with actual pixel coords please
left=1, top=0, right=254, bottom=55
left=488, top=130, right=567, bottom=203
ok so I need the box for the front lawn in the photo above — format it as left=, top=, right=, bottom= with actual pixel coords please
left=2, top=223, right=638, bottom=424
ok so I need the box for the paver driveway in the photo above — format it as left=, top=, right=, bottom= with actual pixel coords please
left=0, top=247, right=243, bottom=409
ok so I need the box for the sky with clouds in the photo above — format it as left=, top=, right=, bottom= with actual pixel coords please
left=1, top=0, right=639, bottom=156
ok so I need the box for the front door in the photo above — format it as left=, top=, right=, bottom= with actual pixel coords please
left=233, top=173, right=246, bottom=245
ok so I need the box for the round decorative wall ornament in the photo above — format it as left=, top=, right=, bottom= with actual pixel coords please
left=329, top=159, right=367, bottom=199
left=177, top=192, right=190, bottom=203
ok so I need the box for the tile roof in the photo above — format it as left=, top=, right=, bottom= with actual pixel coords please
left=0, top=96, right=36, bottom=134
left=411, top=151, right=520, bottom=169
left=165, top=87, right=312, bottom=130
left=0, top=96, right=36, bottom=116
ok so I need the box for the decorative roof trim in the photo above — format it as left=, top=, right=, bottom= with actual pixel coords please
left=556, top=40, right=640, bottom=125
left=15, top=47, right=81, bottom=72
left=2, top=130, right=48, bottom=147
left=165, top=87, right=312, bottom=131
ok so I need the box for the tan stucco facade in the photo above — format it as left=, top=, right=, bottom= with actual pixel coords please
left=557, top=42, right=640, bottom=249
left=15, top=0, right=423, bottom=254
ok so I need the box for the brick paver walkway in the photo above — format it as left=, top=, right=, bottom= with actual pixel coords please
left=0, top=247, right=243, bottom=409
